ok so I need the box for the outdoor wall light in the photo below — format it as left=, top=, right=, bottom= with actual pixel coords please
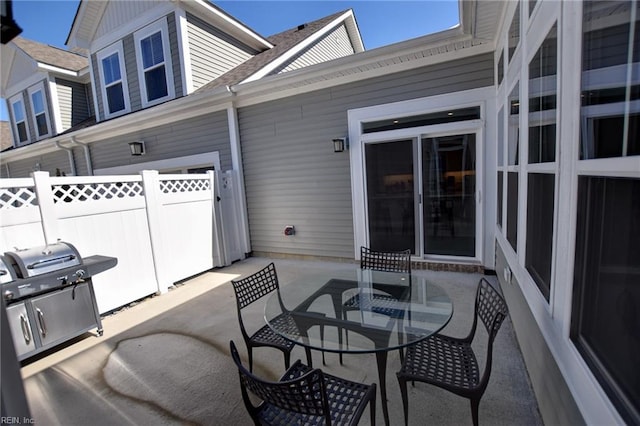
left=128, top=141, right=145, bottom=156
left=333, top=137, right=348, bottom=153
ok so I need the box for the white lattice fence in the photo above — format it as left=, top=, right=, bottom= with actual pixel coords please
left=0, top=171, right=223, bottom=314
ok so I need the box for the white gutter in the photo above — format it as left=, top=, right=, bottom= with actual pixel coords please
left=55, top=140, right=77, bottom=176
left=37, top=63, right=88, bottom=78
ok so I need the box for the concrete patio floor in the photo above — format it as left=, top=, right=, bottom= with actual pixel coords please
left=20, top=256, right=542, bottom=425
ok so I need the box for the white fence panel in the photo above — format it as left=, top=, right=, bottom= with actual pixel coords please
left=0, top=170, right=228, bottom=315
left=0, top=179, right=45, bottom=251
left=51, top=175, right=157, bottom=314
left=149, top=172, right=220, bottom=287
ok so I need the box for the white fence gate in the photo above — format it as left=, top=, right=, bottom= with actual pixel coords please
left=0, top=170, right=236, bottom=314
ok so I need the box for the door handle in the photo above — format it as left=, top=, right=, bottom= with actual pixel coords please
left=35, top=307, right=47, bottom=338
left=20, top=314, right=31, bottom=344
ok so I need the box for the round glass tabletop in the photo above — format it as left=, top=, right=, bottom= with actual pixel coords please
left=264, top=268, right=453, bottom=354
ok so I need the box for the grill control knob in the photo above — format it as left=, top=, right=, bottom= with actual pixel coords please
left=75, top=269, right=86, bottom=278
left=4, top=290, right=14, bottom=301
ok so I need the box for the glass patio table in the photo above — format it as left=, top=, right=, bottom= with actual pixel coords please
left=264, top=268, right=453, bottom=426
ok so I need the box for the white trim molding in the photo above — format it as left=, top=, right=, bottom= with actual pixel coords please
left=133, top=17, right=176, bottom=108
left=96, top=40, right=131, bottom=120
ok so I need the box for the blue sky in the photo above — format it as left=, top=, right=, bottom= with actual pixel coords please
left=1, top=0, right=459, bottom=121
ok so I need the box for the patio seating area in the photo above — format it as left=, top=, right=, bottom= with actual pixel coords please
left=19, top=256, right=542, bottom=425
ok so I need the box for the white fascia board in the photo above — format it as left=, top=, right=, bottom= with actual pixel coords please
left=233, top=32, right=493, bottom=108
left=242, top=10, right=356, bottom=84
left=37, top=63, right=87, bottom=78
left=179, top=0, right=273, bottom=51
left=0, top=85, right=233, bottom=163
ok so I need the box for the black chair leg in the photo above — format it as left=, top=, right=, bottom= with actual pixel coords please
left=304, top=347, right=312, bottom=368
left=319, top=325, right=326, bottom=365
left=248, top=346, right=254, bottom=372
left=284, top=351, right=291, bottom=370
left=471, top=398, right=480, bottom=426
left=397, top=376, right=409, bottom=426
left=369, top=386, right=376, bottom=426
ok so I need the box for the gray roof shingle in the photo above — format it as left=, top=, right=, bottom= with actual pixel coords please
left=13, top=37, right=88, bottom=72
left=196, top=10, right=349, bottom=93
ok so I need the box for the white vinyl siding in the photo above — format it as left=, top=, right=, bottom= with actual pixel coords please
left=94, top=0, right=164, bottom=40
left=238, top=54, right=494, bottom=259
left=271, top=24, right=355, bottom=75
left=56, top=79, right=93, bottom=131
left=186, top=12, right=255, bottom=90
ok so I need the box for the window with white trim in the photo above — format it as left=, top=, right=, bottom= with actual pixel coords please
left=134, top=19, right=175, bottom=107
left=97, top=41, right=130, bottom=119
left=28, top=82, right=51, bottom=139
left=9, top=93, right=29, bottom=145
left=571, top=2, right=640, bottom=424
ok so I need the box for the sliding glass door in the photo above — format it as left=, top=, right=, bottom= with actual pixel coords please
left=365, top=132, right=478, bottom=259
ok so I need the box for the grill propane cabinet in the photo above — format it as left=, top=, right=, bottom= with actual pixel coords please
left=1, top=242, right=117, bottom=361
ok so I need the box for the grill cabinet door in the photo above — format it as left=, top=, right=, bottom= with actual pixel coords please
left=30, top=283, right=98, bottom=348
left=6, top=302, right=36, bottom=357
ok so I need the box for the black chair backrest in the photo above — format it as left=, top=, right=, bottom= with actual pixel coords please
left=475, top=278, right=508, bottom=341
left=230, top=340, right=331, bottom=423
left=360, top=246, right=411, bottom=273
left=232, top=263, right=279, bottom=310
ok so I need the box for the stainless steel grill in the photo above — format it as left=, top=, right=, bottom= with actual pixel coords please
left=1, top=242, right=117, bottom=361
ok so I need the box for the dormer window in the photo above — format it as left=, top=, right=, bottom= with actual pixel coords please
left=97, top=41, right=131, bottom=119
left=9, top=93, right=30, bottom=145
left=134, top=19, right=174, bottom=108
left=28, top=82, right=51, bottom=139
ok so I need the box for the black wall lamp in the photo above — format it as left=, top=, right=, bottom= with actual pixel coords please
left=1, top=0, right=23, bottom=44
left=332, top=137, right=348, bottom=153
left=128, top=141, right=145, bottom=156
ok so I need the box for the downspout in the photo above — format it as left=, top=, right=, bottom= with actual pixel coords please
left=71, top=137, right=94, bottom=175
left=55, top=140, right=77, bottom=176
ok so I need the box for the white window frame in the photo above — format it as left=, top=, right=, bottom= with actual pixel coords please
left=97, top=40, right=131, bottom=119
left=27, top=82, right=52, bottom=140
left=9, top=92, right=30, bottom=145
left=134, top=18, right=175, bottom=108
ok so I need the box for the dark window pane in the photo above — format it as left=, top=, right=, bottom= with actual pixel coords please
left=526, top=174, right=554, bottom=301
left=365, top=140, right=415, bottom=253
left=145, top=66, right=168, bottom=101
left=101, top=53, right=120, bottom=85
left=35, top=113, right=48, bottom=136
left=497, top=171, right=503, bottom=229
left=362, top=107, right=480, bottom=133
left=17, top=122, right=27, bottom=142
left=529, top=124, right=556, bottom=163
left=106, top=83, right=125, bottom=113
left=12, top=101, right=24, bottom=122
left=581, top=1, right=640, bottom=159
left=509, top=83, right=520, bottom=165
left=507, top=172, right=518, bottom=251
left=508, top=4, right=520, bottom=62
left=571, top=176, right=640, bottom=425
left=141, top=31, right=164, bottom=69
left=529, top=0, right=537, bottom=16
left=422, top=134, right=476, bottom=257
left=497, top=52, right=504, bottom=85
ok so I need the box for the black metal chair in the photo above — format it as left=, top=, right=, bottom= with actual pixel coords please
left=230, top=340, right=376, bottom=426
left=231, top=262, right=314, bottom=372
left=396, top=277, right=509, bottom=426
left=341, top=247, right=412, bottom=363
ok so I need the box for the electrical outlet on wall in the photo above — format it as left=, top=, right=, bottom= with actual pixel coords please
left=284, top=225, right=295, bottom=236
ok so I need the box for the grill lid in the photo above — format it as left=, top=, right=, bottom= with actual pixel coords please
left=4, top=242, right=82, bottom=279
left=0, top=256, right=15, bottom=284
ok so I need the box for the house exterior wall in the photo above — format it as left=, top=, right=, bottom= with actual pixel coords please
left=238, top=53, right=493, bottom=259
left=88, top=110, right=231, bottom=171
left=91, top=14, right=182, bottom=122
left=271, top=24, right=355, bottom=75
left=55, top=78, right=93, bottom=131
left=0, top=150, right=71, bottom=178
left=186, top=12, right=256, bottom=91
left=94, top=0, right=165, bottom=40
left=495, top=243, right=584, bottom=426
